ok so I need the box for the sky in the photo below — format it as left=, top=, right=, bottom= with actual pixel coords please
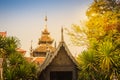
left=0, top=0, right=93, bottom=56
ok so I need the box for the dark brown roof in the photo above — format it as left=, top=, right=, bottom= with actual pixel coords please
left=39, top=41, right=78, bottom=72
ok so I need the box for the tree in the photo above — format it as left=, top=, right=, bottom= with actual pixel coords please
left=86, top=1, right=120, bottom=79
left=0, top=36, right=20, bottom=58
left=86, top=0, right=120, bottom=18
left=0, top=36, right=37, bottom=80
left=77, top=49, right=99, bottom=80
left=66, top=0, right=120, bottom=79
left=5, top=52, right=37, bottom=80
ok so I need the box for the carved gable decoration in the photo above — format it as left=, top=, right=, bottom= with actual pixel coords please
left=50, top=45, right=74, bottom=66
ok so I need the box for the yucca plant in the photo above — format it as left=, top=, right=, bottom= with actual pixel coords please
left=77, top=49, right=99, bottom=80
left=98, top=38, right=119, bottom=79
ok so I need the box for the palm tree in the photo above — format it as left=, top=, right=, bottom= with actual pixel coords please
left=77, top=49, right=99, bottom=80
left=0, top=36, right=37, bottom=80
left=98, top=39, right=119, bottom=79
left=0, top=36, right=20, bottom=57
left=5, top=36, right=20, bottom=57
left=6, top=52, right=37, bottom=80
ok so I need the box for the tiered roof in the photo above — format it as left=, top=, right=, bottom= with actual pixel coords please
left=34, top=44, right=55, bottom=53
left=33, top=16, right=55, bottom=54
left=38, top=28, right=53, bottom=44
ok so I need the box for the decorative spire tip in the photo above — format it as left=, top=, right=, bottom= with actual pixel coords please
left=44, top=16, right=48, bottom=29
left=45, top=16, right=47, bottom=21
left=61, top=27, right=64, bottom=42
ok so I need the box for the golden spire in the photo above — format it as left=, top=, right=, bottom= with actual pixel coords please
left=61, top=27, right=64, bottom=42
left=45, top=16, right=47, bottom=21
left=44, top=16, right=47, bottom=29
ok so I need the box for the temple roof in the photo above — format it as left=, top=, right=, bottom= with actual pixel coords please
left=24, top=57, right=33, bottom=62
left=38, top=34, right=53, bottom=44
left=34, top=44, right=55, bottom=53
left=39, top=41, right=78, bottom=72
left=24, top=57, right=45, bottom=65
left=32, top=57, right=45, bottom=64
left=0, top=31, right=7, bottom=37
left=16, top=48, right=26, bottom=56
left=42, top=28, right=49, bottom=34
left=38, top=27, right=53, bottom=44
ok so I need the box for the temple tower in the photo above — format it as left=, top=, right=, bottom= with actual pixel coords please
left=33, top=16, right=55, bottom=57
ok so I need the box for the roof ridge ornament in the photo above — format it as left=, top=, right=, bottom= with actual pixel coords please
left=30, top=40, right=33, bottom=57
left=61, top=27, right=64, bottom=42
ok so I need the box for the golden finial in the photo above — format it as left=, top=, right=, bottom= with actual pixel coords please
left=44, top=16, right=47, bottom=29
left=61, top=27, right=64, bottom=42
left=45, top=16, right=47, bottom=22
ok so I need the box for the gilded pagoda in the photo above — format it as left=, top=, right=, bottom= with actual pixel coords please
left=32, top=16, right=56, bottom=57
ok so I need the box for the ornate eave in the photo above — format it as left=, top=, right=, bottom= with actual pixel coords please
left=34, top=44, right=55, bottom=53
left=42, top=28, right=50, bottom=34
left=38, top=35, right=53, bottom=44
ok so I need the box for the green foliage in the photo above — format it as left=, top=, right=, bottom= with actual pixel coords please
left=66, top=0, right=120, bottom=80
left=77, top=49, right=99, bottom=80
left=0, top=36, right=37, bottom=80
left=77, top=38, right=120, bottom=79
left=65, top=24, right=88, bottom=46
left=0, top=36, right=20, bottom=57
left=4, top=53, right=37, bottom=80
left=86, top=0, right=120, bottom=18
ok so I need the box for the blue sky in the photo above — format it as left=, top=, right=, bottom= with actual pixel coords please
left=0, top=0, right=93, bottom=56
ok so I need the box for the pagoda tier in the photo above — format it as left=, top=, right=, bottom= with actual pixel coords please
left=34, top=44, right=55, bottom=53
left=33, top=44, right=55, bottom=57
left=38, top=28, right=53, bottom=44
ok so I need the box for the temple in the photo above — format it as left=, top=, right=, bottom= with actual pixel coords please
left=38, top=27, right=78, bottom=80
left=28, top=16, right=78, bottom=80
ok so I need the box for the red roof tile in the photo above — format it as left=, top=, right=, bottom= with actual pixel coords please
left=0, top=31, right=7, bottom=37
left=33, top=57, right=45, bottom=64
left=16, top=48, right=26, bottom=56
left=24, top=57, right=33, bottom=62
